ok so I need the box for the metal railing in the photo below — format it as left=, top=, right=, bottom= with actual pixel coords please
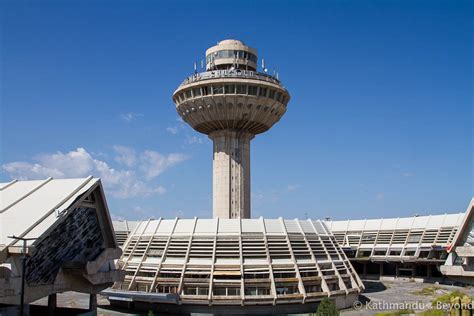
left=180, top=69, right=281, bottom=87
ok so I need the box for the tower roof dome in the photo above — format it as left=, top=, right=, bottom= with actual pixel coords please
left=217, top=39, right=246, bottom=46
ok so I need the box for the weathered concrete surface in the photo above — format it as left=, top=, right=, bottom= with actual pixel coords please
left=209, top=130, right=253, bottom=219
left=0, top=179, right=124, bottom=306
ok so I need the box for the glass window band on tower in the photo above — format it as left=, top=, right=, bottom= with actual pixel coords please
left=207, top=50, right=258, bottom=63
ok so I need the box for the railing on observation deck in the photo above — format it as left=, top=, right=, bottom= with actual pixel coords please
left=180, top=69, right=281, bottom=86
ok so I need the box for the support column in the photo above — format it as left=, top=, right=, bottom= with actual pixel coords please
left=47, top=294, right=56, bottom=316
left=89, top=294, right=97, bottom=316
left=379, top=263, right=384, bottom=278
left=209, top=130, right=254, bottom=219
left=363, top=262, right=367, bottom=278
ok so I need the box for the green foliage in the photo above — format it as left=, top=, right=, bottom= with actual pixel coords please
left=431, top=290, right=467, bottom=306
left=315, top=298, right=339, bottom=316
left=147, top=310, right=154, bottom=316
left=412, top=286, right=442, bottom=296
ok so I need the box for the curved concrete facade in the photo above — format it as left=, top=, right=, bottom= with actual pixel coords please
left=326, top=213, right=464, bottom=281
left=104, top=218, right=364, bottom=313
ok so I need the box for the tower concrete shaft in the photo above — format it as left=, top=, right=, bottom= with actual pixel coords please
left=210, top=130, right=254, bottom=219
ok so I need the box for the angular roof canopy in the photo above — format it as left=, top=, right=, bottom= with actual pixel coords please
left=0, top=176, right=113, bottom=251
left=0, top=177, right=123, bottom=305
left=447, top=198, right=474, bottom=252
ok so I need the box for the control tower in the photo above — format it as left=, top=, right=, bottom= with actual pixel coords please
left=172, top=39, right=290, bottom=219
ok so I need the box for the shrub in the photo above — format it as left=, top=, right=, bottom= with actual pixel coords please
left=431, top=290, right=467, bottom=306
left=412, top=286, right=442, bottom=296
left=315, top=298, right=339, bottom=316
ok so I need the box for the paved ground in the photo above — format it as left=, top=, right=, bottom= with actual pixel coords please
left=30, top=281, right=474, bottom=315
left=33, top=293, right=130, bottom=315
left=341, top=280, right=474, bottom=315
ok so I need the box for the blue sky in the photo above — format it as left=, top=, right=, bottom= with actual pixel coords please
left=1, top=0, right=472, bottom=220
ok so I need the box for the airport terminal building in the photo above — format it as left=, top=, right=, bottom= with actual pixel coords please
left=108, top=199, right=474, bottom=313
left=325, top=213, right=464, bottom=281
left=100, top=39, right=366, bottom=314
left=2, top=39, right=473, bottom=315
left=105, top=218, right=364, bottom=313
left=103, top=39, right=474, bottom=314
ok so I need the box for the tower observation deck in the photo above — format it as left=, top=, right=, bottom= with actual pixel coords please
left=173, top=39, right=290, bottom=219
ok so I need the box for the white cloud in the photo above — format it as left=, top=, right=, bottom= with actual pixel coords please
left=111, top=213, right=126, bottom=221
left=3, top=148, right=94, bottom=179
left=287, top=184, right=301, bottom=192
left=172, top=209, right=184, bottom=218
left=166, top=127, right=179, bottom=135
left=164, top=118, right=207, bottom=146
left=119, top=112, right=143, bottom=122
left=139, top=151, right=189, bottom=179
left=155, top=186, right=166, bottom=194
left=251, top=190, right=279, bottom=205
left=2, top=147, right=186, bottom=199
left=113, top=145, right=137, bottom=167
left=185, top=135, right=205, bottom=145
left=2, top=161, right=64, bottom=179
left=37, top=147, right=94, bottom=177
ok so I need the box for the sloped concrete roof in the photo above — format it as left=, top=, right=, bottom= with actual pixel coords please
left=0, top=177, right=123, bottom=305
left=120, top=217, right=332, bottom=236
left=326, top=213, right=465, bottom=232
left=447, top=198, right=474, bottom=251
left=0, top=176, right=100, bottom=249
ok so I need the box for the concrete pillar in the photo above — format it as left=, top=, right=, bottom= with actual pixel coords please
left=89, top=294, right=97, bottom=315
left=362, top=262, right=367, bottom=278
left=427, top=264, right=432, bottom=278
left=209, top=130, right=254, bottom=219
left=411, top=264, right=416, bottom=277
left=47, top=294, right=56, bottom=316
left=379, top=263, right=384, bottom=277
left=395, top=264, right=400, bottom=278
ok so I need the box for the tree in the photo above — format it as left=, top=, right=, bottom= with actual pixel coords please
left=315, top=298, right=340, bottom=316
